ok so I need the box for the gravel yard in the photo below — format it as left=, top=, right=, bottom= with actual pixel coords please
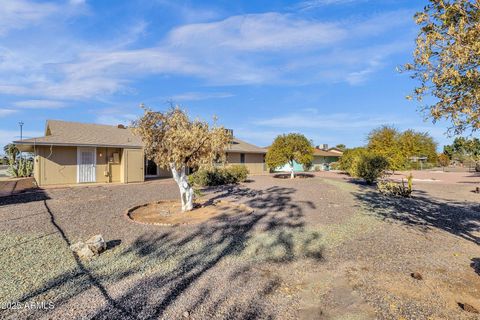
left=0, top=173, right=479, bottom=319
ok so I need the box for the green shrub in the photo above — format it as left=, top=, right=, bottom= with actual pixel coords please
left=227, top=165, right=249, bottom=182
left=337, top=147, right=368, bottom=176
left=356, top=154, right=389, bottom=184
left=189, top=165, right=249, bottom=187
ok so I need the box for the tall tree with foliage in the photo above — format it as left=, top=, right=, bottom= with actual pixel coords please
left=438, top=153, right=450, bottom=169
left=367, top=126, right=406, bottom=171
left=266, top=133, right=314, bottom=179
left=399, top=130, right=438, bottom=163
left=134, top=106, right=231, bottom=212
left=443, top=137, right=480, bottom=162
left=367, top=126, right=438, bottom=171
left=404, top=0, right=480, bottom=134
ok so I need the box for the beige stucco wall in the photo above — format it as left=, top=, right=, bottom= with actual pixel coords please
left=34, top=146, right=129, bottom=186
left=35, top=146, right=77, bottom=186
left=226, top=152, right=267, bottom=174
left=95, top=147, right=122, bottom=183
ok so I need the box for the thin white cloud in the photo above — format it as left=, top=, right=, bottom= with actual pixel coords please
left=0, top=129, right=43, bottom=149
left=0, top=9, right=414, bottom=100
left=254, top=112, right=405, bottom=129
left=167, top=13, right=346, bottom=51
left=0, top=0, right=58, bottom=36
left=169, top=92, right=234, bottom=101
left=297, top=0, right=368, bottom=10
left=14, top=100, right=66, bottom=109
left=0, top=109, right=17, bottom=117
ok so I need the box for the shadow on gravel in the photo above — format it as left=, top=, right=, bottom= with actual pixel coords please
left=471, top=258, right=480, bottom=276
left=0, top=190, right=50, bottom=206
left=11, top=185, right=323, bottom=320
left=354, top=188, right=480, bottom=245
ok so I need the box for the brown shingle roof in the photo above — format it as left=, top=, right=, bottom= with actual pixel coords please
left=15, top=120, right=266, bottom=153
left=14, top=120, right=143, bottom=148
left=314, top=148, right=343, bottom=157
left=227, top=138, right=267, bottom=154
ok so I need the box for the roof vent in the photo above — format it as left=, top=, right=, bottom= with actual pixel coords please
left=117, top=124, right=126, bottom=129
left=319, top=144, right=328, bottom=150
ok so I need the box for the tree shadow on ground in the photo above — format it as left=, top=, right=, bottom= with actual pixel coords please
left=471, top=258, right=480, bottom=276
left=353, top=187, right=480, bottom=245
left=7, top=184, right=323, bottom=319
left=0, top=190, right=50, bottom=206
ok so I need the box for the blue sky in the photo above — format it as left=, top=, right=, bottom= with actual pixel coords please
left=0, top=0, right=454, bottom=151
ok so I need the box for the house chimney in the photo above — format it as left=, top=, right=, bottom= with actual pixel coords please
left=225, top=129, right=233, bottom=138
left=117, top=124, right=126, bottom=129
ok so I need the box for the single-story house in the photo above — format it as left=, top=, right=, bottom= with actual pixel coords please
left=225, top=137, right=267, bottom=174
left=14, top=120, right=267, bottom=186
left=273, top=145, right=343, bottom=172
left=311, top=146, right=343, bottom=171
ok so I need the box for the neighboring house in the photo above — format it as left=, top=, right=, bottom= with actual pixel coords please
left=273, top=145, right=343, bottom=172
left=226, top=137, right=267, bottom=174
left=311, top=147, right=343, bottom=171
left=14, top=120, right=267, bottom=186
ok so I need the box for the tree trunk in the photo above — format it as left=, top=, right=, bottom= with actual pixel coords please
left=170, top=164, right=193, bottom=212
left=290, top=161, right=295, bottom=179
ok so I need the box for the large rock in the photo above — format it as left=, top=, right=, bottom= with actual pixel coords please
left=86, top=235, right=106, bottom=255
left=70, top=241, right=95, bottom=260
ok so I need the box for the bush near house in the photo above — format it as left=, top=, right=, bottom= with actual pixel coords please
left=189, top=165, right=249, bottom=187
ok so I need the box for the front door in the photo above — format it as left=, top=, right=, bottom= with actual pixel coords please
left=77, top=147, right=96, bottom=183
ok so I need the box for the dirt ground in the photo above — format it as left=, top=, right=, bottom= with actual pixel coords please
left=0, top=177, right=36, bottom=197
left=128, top=200, right=253, bottom=226
left=0, top=172, right=479, bottom=319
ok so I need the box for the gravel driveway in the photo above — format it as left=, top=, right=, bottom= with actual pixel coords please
left=0, top=175, right=479, bottom=319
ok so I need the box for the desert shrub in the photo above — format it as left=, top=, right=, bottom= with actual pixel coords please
left=337, top=147, right=368, bottom=176
left=227, top=165, right=249, bottom=182
left=377, top=174, right=413, bottom=197
left=189, top=165, right=249, bottom=186
left=7, top=158, right=34, bottom=177
left=356, top=154, right=389, bottom=184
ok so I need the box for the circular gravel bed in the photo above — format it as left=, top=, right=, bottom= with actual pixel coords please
left=126, top=199, right=254, bottom=226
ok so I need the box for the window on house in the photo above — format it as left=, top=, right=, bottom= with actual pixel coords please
left=240, top=153, right=245, bottom=163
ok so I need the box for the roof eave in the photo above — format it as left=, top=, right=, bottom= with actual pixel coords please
left=13, top=141, right=143, bottom=149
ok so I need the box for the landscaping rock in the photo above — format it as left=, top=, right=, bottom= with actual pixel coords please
left=86, top=235, right=106, bottom=255
left=458, top=302, right=479, bottom=313
left=411, top=272, right=423, bottom=280
left=70, top=241, right=95, bottom=260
